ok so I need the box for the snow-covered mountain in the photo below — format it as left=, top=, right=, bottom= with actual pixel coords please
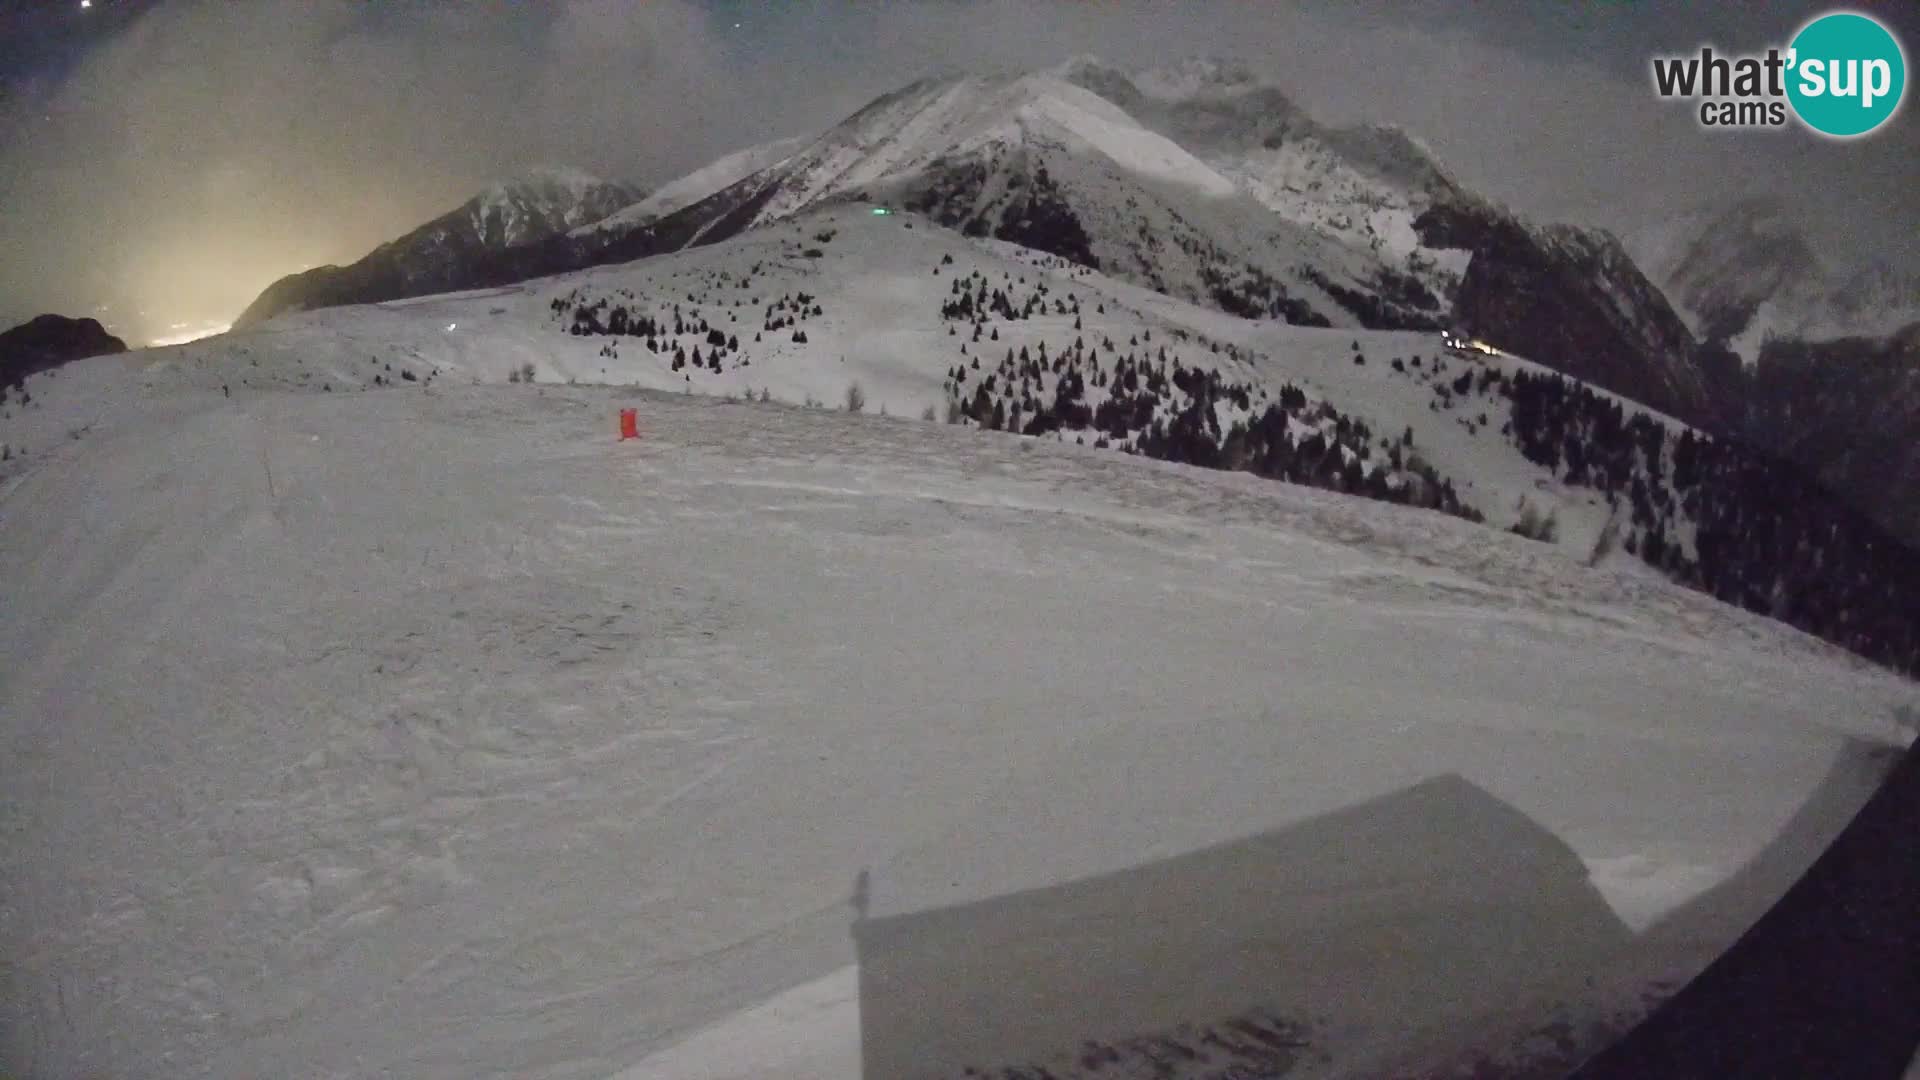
left=569, top=137, right=810, bottom=240
left=579, top=59, right=1709, bottom=423
left=234, top=167, right=644, bottom=327
left=1632, top=197, right=1824, bottom=348
left=1629, top=196, right=1920, bottom=363
left=1057, top=56, right=1462, bottom=243
left=1044, top=57, right=1711, bottom=422
left=599, top=62, right=1467, bottom=330
left=459, top=166, right=643, bottom=248
left=599, top=66, right=1453, bottom=332
left=230, top=59, right=1713, bottom=426
left=1624, top=198, right=1920, bottom=543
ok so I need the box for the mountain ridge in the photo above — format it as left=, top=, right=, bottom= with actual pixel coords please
left=1629, top=197, right=1920, bottom=361
left=234, top=168, right=643, bottom=328
left=232, top=59, right=1713, bottom=427
left=1625, top=198, right=1920, bottom=543
left=595, top=59, right=1712, bottom=427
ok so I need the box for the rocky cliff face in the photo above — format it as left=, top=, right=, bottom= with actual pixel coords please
left=1416, top=199, right=1712, bottom=426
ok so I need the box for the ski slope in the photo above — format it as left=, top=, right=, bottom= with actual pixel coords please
left=2, top=371, right=1913, bottom=1078
left=1015, top=245, right=1705, bottom=562
left=40, top=205, right=1691, bottom=561
left=3, top=211, right=1917, bottom=1077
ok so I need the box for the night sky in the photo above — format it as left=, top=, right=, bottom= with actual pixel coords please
left=2, top=0, right=1915, bottom=344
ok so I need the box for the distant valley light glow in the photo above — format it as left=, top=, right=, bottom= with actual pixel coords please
left=148, top=320, right=230, bottom=348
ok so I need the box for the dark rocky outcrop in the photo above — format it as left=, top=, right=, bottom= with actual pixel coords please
left=0, top=314, right=128, bottom=387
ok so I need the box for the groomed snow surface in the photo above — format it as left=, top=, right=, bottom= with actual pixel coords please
left=2, top=377, right=1912, bottom=1079
left=3, top=209, right=1917, bottom=1078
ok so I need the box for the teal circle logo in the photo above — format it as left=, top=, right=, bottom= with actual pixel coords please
left=1786, top=11, right=1906, bottom=137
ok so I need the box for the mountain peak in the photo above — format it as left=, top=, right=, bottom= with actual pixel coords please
left=1133, top=56, right=1262, bottom=100
left=478, top=166, right=630, bottom=206
left=572, top=137, right=810, bottom=239
left=1049, top=54, right=1121, bottom=82
left=1313, top=120, right=1460, bottom=196
left=463, top=167, right=644, bottom=249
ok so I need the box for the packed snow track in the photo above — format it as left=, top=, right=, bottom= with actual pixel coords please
left=0, top=382, right=1911, bottom=1078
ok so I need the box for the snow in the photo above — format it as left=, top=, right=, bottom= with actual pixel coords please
left=3, top=209, right=1917, bottom=1078
left=573, top=138, right=809, bottom=238
left=521, top=164, right=613, bottom=198
left=5, top=373, right=1910, bottom=1078
left=1130, top=57, right=1262, bottom=101
left=973, top=229, right=1695, bottom=555
left=0, top=201, right=1749, bottom=562
left=733, top=71, right=1246, bottom=229
left=1142, top=124, right=1465, bottom=305
left=468, top=167, right=638, bottom=249
left=1020, top=80, right=1240, bottom=198
left=1728, top=298, right=1783, bottom=366
left=607, top=967, right=860, bottom=1080
left=0, top=201, right=1747, bottom=579
left=581, top=58, right=1465, bottom=336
